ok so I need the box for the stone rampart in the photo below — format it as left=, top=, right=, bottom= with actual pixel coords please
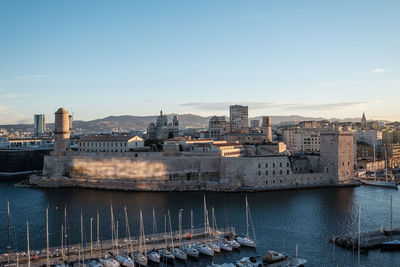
left=31, top=151, right=351, bottom=191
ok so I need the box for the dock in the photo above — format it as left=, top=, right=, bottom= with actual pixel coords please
left=331, top=228, right=400, bottom=251
left=0, top=226, right=236, bottom=266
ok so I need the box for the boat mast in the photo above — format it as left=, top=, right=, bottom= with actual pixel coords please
left=97, top=211, right=100, bottom=245
left=124, top=206, right=133, bottom=254
left=358, top=203, right=361, bottom=267
left=373, top=145, right=376, bottom=181
left=46, top=207, right=49, bottom=266
left=164, top=214, right=168, bottom=251
left=190, top=209, right=194, bottom=237
left=168, top=210, right=174, bottom=249
left=7, top=201, right=10, bottom=265
left=390, top=195, right=393, bottom=240
left=179, top=209, right=183, bottom=244
left=246, top=196, right=249, bottom=238
left=153, top=206, right=157, bottom=236
left=116, top=220, right=119, bottom=256
left=61, top=224, right=64, bottom=262
left=203, top=195, right=207, bottom=237
left=385, top=150, right=388, bottom=182
left=27, top=220, right=30, bottom=267
left=64, top=205, right=70, bottom=262
left=90, top=217, right=93, bottom=254
left=140, top=209, right=147, bottom=254
left=110, top=204, right=114, bottom=254
left=81, top=210, right=85, bottom=263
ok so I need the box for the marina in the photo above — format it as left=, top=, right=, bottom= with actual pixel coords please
left=1, top=183, right=400, bottom=266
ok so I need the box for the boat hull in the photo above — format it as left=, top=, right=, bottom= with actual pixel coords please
left=360, top=180, right=398, bottom=188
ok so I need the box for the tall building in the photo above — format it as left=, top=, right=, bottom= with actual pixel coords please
left=33, top=114, right=46, bottom=136
left=261, top=116, right=273, bottom=142
left=54, top=108, right=70, bottom=154
left=320, top=131, right=354, bottom=183
left=229, top=105, right=248, bottom=133
left=209, top=116, right=229, bottom=140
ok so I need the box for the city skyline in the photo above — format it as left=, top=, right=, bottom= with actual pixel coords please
left=1, top=0, right=399, bottom=124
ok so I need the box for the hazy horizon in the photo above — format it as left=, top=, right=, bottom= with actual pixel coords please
left=1, top=0, right=399, bottom=124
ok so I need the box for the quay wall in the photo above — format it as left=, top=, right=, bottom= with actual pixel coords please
left=30, top=152, right=342, bottom=191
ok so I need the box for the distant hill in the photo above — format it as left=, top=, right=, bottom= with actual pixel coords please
left=0, top=114, right=390, bottom=132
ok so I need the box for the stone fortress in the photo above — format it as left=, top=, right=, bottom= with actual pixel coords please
left=30, top=108, right=357, bottom=191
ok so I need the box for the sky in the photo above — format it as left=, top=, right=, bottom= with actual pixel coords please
left=0, top=0, right=399, bottom=124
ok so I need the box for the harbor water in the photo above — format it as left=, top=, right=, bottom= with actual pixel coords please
left=0, top=182, right=400, bottom=266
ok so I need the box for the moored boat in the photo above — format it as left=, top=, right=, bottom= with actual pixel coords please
left=263, top=250, right=288, bottom=264
left=147, top=250, right=161, bottom=264
left=181, top=243, right=199, bottom=259
left=381, top=239, right=400, bottom=251
left=236, top=256, right=262, bottom=267
left=114, top=254, right=134, bottom=267
left=193, top=243, right=214, bottom=256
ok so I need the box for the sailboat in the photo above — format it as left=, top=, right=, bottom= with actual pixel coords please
left=360, top=146, right=398, bottom=188
left=147, top=207, right=161, bottom=264
left=181, top=209, right=200, bottom=259
left=193, top=196, right=214, bottom=256
left=167, top=210, right=187, bottom=261
left=235, top=196, right=256, bottom=248
left=115, top=206, right=134, bottom=267
left=381, top=195, right=400, bottom=250
left=100, top=204, right=120, bottom=267
left=158, top=214, right=175, bottom=263
left=133, top=209, right=148, bottom=266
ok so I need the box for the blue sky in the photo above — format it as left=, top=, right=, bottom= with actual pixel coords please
left=0, top=0, right=399, bottom=124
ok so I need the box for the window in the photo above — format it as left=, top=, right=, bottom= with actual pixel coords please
left=273, top=163, right=275, bottom=168
left=287, top=162, right=289, bottom=167
left=280, top=162, right=282, bottom=167
left=265, top=163, right=268, bottom=168
left=258, top=171, right=261, bottom=176
left=273, top=170, right=275, bottom=175
left=280, top=170, right=282, bottom=175
left=265, top=171, right=268, bottom=175
left=266, top=180, right=268, bottom=185
left=258, top=163, right=261, bottom=168
left=287, top=170, right=290, bottom=174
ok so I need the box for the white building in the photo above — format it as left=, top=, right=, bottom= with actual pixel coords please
left=78, top=135, right=144, bottom=152
left=283, top=130, right=320, bottom=152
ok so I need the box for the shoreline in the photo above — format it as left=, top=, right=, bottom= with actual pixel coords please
left=24, top=175, right=360, bottom=193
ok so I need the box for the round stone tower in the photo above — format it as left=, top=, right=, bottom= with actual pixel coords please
left=54, top=107, right=70, bottom=155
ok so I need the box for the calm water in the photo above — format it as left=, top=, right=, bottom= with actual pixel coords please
left=1, top=182, right=400, bottom=266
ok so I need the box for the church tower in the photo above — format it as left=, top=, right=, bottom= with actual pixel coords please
left=361, top=112, right=367, bottom=129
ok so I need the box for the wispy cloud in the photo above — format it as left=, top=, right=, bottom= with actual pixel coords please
left=11, top=74, right=48, bottom=79
left=180, top=101, right=372, bottom=112
left=0, top=93, right=32, bottom=98
left=371, top=68, right=386, bottom=73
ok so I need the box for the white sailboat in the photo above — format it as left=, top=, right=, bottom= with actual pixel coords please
left=194, top=196, right=214, bottom=256
left=100, top=204, right=120, bottom=267
left=360, top=146, right=397, bottom=188
left=134, top=209, right=148, bottom=266
left=179, top=209, right=200, bottom=258
left=147, top=207, right=161, bottom=264
left=235, top=196, right=256, bottom=248
left=159, top=214, right=175, bottom=263
left=168, top=210, right=187, bottom=261
left=115, top=206, right=134, bottom=267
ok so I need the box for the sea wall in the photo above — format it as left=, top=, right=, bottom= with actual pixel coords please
left=30, top=152, right=341, bottom=191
